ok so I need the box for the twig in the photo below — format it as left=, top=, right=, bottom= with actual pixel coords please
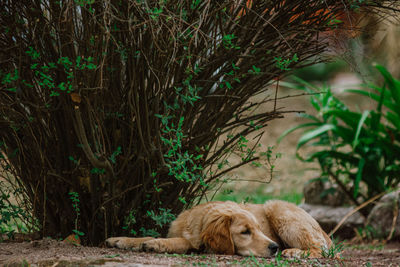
left=274, top=78, right=279, bottom=111
left=329, top=192, right=386, bottom=237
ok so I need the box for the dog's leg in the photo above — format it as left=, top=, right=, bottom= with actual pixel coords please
left=140, top=237, right=193, bottom=254
left=264, top=201, right=332, bottom=258
left=106, top=237, right=155, bottom=250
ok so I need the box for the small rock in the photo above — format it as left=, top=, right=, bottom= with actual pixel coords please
left=63, top=234, right=81, bottom=246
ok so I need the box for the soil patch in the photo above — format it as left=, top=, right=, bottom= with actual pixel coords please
left=1, top=239, right=399, bottom=266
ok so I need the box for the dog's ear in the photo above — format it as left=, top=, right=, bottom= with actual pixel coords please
left=201, top=215, right=234, bottom=255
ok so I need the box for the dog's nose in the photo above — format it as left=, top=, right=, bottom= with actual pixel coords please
left=268, top=242, right=279, bottom=255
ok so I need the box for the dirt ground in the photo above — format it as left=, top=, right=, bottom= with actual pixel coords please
left=0, top=238, right=400, bottom=266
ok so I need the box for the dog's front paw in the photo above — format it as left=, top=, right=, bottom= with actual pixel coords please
left=106, top=237, right=124, bottom=248
left=105, top=237, right=116, bottom=247
left=140, top=239, right=167, bottom=253
left=105, top=237, right=131, bottom=249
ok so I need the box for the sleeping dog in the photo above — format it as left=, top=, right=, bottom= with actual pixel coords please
left=106, top=200, right=332, bottom=258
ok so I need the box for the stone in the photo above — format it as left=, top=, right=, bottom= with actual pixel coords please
left=366, top=189, right=400, bottom=240
left=303, top=178, right=351, bottom=207
left=299, top=203, right=365, bottom=239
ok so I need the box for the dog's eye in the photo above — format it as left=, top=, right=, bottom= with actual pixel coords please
left=241, top=229, right=251, bottom=235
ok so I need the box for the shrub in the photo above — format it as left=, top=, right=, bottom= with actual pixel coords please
left=0, top=178, right=37, bottom=237
left=280, top=65, right=400, bottom=207
left=1, top=1, right=397, bottom=244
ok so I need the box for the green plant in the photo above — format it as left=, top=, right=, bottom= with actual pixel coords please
left=355, top=225, right=380, bottom=241
left=69, top=192, right=84, bottom=240
left=321, top=238, right=344, bottom=258
left=147, top=208, right=176, bottom=228
left=122, top=207, right=176, bottom=238
left=0, top=179, right=35, bottom=239
left=139, top=227, right=160, bottom=238
left=122, top=210, right=137, bottom=235
left=0, top=190, right=23, bottom=238
left=275, top=54, right=299, bottom=71
left=280, top=65, right=400, bottom=205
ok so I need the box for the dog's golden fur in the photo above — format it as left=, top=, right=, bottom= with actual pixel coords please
left=106, top=200, right=332, bottom=258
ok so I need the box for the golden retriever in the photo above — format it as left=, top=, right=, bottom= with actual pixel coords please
left=106, top=200, right=332, bottom=258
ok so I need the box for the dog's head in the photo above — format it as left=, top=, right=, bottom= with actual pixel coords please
left=201, top=205, right=279, bottom=257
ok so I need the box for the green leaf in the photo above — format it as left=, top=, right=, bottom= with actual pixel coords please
left=50, top=91, right=60, bottom=97
left=252, top=65, right=260, bottom=73
left=325, top=110, right=361, bottom=129
left=375, top=64, right=400, bottom=108
left=334, top=125, right=355, bottom=143
left=304, top=150, right=358, bottom=165
left=352, top=110, right=370, bottom=149
left=353, top=158, right=365, bottom=198
left=310, top=96, right=321, bottom=112
left=72, top=229, right=85, bottom=236
left=225, top=81, right=232, bottom=90
left=386, top=111, right=400, bottom=130
left=297, top=124, right=336, bottom=150
left=277, top=122, right=322, bottom=144
left=190, top=0, right=201, bottom=10
left=297, top=113, right=320, bottom=122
